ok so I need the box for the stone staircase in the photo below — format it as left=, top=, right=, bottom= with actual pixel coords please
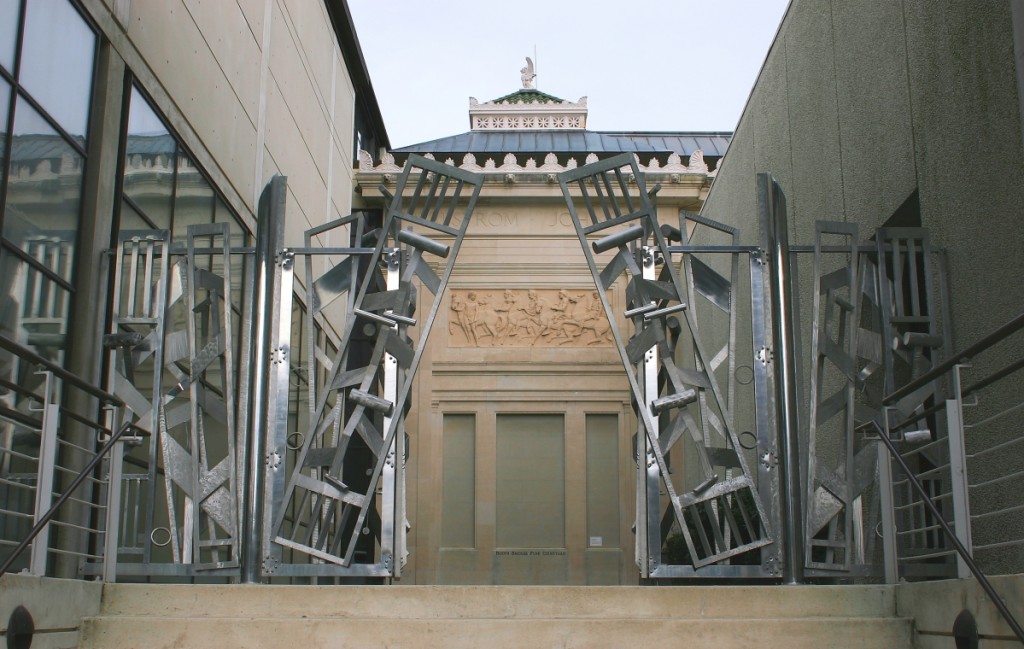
left=78, top=583, right=913, bottom=649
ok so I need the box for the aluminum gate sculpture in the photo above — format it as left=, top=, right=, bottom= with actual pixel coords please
left=558, top=154, right=774, bottom=577
left=94, top=154, right=960, bottom=583
left=266, top=155, right=482, bottom=577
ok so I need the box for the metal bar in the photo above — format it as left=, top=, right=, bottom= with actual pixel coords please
left=875, top=423, right=1024, bottom=644
left=972, top=502, right=1024, bottom=521
left=0, top=335, right=122, bottom=405
left=758, top=174, right=803, bottom=584
left=885, top=311, right=1024, bottom=405
left=29, top=403, right=60, bottom=575
left=103, top=422, right=125, bottom=582
left=973, top=538, right=1024, bottom=552
left=969, top=472, right=1024, bottom=491
left=969, top=430, right=1024, bottom=458
left=279, top=247, right=374, bottom=256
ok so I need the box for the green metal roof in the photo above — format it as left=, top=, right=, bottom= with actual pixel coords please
left=487, top=89, right=568, bottom=104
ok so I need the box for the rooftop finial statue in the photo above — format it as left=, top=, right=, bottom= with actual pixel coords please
left=521, top=57, right=536, bottom=89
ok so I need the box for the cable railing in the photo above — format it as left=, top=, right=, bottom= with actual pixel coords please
left=0, top=413, right=134, bottom=569
left=0, top=333, right=127, bottom=579
left=878, top=309, right=1024, bottom=644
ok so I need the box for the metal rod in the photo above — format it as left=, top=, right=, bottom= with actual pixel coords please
left=0, top=334, right=122, bottom=406
left=0, top=420, right=133, bottom=576
left=758, top=173, right=804, bottom=584
left=875, top=424, right=1024, bottom=644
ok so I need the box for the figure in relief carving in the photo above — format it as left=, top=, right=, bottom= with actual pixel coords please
left=578, top=291, right=612, bottom=345
left=521, top=290, right=549, bottom=341
left=521, top=57, right=536, bottom=90
left=449, top=292, right=476, bottom=345
left=494, top=289, right=523, bottom=343
left=549, top=289, right=583, bottom=343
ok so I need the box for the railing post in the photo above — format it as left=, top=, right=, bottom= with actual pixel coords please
left=947, top=365, right=973, bottom=579
left=757, top=173, right=804, bottom=584
left=241, top=176, right=287, bottom=583
left=30, top=400, right=60, bottom=576
left=876, top=438, right=899, bottom=583
left=102, top=409, right=124, bottom=583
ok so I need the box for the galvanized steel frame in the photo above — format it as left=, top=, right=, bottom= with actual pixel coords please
left=558, top=155, right=774, bottom=578
left=265, top=155, right=482, bottom=578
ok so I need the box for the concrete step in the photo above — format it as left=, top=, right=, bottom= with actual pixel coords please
left=79, top=585, right=914, bottom=649
left=80, top=615, right=912, bottom=649
left=95, top=583, right=898, bottom=619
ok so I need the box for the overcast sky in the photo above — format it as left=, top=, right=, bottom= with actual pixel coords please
left=347, top=1, right=791, bottom=149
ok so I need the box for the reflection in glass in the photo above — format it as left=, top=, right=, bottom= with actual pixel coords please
left=0, top=249, right=70, bottom=363
left=118, top=199, right=152, bottom=230
left=123, top=87, right=174, bottom=228
left=4, top=97, right=84, bottom=257
left=19, top=0, right=95, bottom=139
left=0, top=76, right=9, bottom=191
left=0, top=0, right=18, bottom=75
left=171, top=153, right=214, bottom=239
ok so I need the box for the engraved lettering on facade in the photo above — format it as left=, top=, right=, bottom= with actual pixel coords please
left=543, top=211, right=574, bottom=228
left=476, top=211, right=518, bottom=228
left=449, top=288, right=612, bottom=347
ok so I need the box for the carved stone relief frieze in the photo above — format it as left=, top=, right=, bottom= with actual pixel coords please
left=448, top=288, right=613, bottom=348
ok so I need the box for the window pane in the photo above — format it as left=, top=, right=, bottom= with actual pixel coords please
left=0, top=76, right=9, bottom=192
left=0, top=0, right=18, bottom=75
left=172, top=153, right=214, bottom=239
left=0, top=249, right=71, bottom=362
left=442, top=414, right=475, bottom=548
left=118, top=199, right=154, bottom=230
left=586, top=414, right=619, bottom=547
left=19, top=0, right=95, bottom=139
left=4, top=98, right=83, bottom=256
left=496, top=414, right=564, bottom=548
left=123, top=87, right=174, bottom=228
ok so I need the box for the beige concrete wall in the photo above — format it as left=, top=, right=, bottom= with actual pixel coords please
left=704, top=0, right=1024, bottom=344
left=0, top=574, right=102, bottom=649
left=703, top=0, right=1024, bottom=573
left=84, top=0, right=358, bottom=251
left=897, top=576, right=1024, bottom=648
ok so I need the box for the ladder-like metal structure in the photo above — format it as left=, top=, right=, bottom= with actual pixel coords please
left=268, top=155, right=482, bottom=577
left=558, top=154, right=772, bottom=576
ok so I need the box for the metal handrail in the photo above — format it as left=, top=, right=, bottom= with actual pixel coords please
left=883, top=310, right=1024, bottom=405
left=0, top=333, right=123, bottom=407
left=874, top=423, right=1024, bottom=644
left=875, top=309, right=1024, bottom=645
left=0, top=420, right=134, bottom=575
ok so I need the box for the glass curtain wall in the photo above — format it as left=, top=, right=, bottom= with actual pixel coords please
left=0, top=0, right=97, bottom=567
left=0, top=0, right=97, bottom=375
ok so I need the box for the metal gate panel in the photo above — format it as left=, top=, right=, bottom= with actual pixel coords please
left=803, top=222, right=881, bottom=573
left=104, top=225, right=242, bottom=575
left=558, top=154, right=772, bottom=577
left=162, top=223, right=240, bottom=569
left=267, top=155, right=481, bottom=577
left=104, top=230, right=170, bottom=568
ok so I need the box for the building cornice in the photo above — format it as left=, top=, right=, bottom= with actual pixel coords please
left=469, top=96, right=588, bottom=130
left=355, top=150, right=718, bottom=195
